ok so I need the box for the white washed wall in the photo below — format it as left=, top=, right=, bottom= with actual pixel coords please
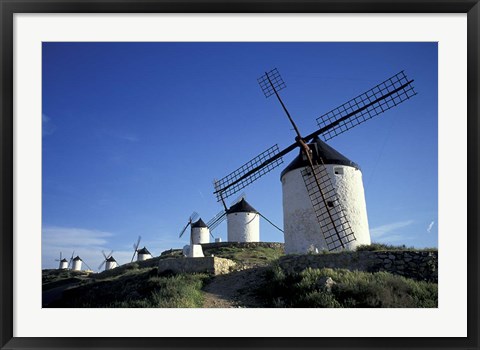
left=282, top=164, right=370, bottom=254
left=191, top=227, right=210, bottom=244
left=227, top=212, right=260, bottom=242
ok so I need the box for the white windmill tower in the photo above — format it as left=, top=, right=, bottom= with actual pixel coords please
left=191, top=219, right=210, bottom=244
left=136, top=247, right=152, bottom=261
left=206, top=194, right=283, bottom=243
left=105, top=256, right=118, bottom=269
left=179, top=212, right=209, bottom=258
left=71, top=255, right=91, bottom=271
left=179, top=212, right=212, bottom=245
left=280, top=137, right=370, bottom=253
left=55, top=252, right=69, bottom=269
left=213, top=69, right=416, bottom=254
left=226, top=198, right=260, bottom=242
left=98, top=250, right=117, bottom=271
left=130, top=236, right=153, bottom=262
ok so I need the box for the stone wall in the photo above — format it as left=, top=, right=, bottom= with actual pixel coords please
left=278, top=250, right=438, bottom=282
left=157, top=257, right=236, bottom=275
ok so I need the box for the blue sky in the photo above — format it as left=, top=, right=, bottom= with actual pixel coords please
left=42, top=42, right=438, bottom=270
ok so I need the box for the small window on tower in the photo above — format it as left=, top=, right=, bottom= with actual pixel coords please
left=327, top=201, right=335, bottom=208
left=334, top=167, right=344, bottom=175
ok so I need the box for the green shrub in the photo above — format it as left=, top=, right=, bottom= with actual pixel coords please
left=259, top=266, right=437, bottom=308
left=149, top=274, right=207, bottom=308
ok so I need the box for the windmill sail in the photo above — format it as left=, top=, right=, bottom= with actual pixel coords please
left=131, top=236, right=141, bottom=263
left=258, top=68, right=287, bottom=98
left=314, top=71, right=416, bottom=142
left=68, top=251, right=75, bottom=268
left=179, top=212, right=199, bottom=238
left=206, top=210, right=227, bottom=231
left=301, top=162, right=356, bottom=251
left=213, top=144, right=284, bottom=201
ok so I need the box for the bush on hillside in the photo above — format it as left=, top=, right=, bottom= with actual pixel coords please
left=259, top=266, right=437, bottom=308
left=356, top=243, right=437, bottom=252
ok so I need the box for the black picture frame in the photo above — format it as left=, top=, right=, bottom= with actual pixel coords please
left=1, top=1, right=479, bottom=349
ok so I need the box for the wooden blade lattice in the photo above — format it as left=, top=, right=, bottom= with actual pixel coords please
left=258, top=68, right=287, bottom=98
left=301, top=165, right=356, bottom=251
left=207, top=211, right=227, bottom=232
left=316, top=71, right=416, bottom=141
left=214, top=144, right=284, bottom=201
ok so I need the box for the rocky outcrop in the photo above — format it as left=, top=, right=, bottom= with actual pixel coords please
left=158, top=257, right=236, bottom=275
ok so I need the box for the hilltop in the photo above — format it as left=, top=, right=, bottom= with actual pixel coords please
left=42, top=242, right=438, bottom=308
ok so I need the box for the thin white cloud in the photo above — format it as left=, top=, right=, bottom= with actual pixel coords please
left=370, top=220, right=414, bottom=239
left=43, top=226, right=113, bottom=247
left=427, top=220, right=435, bottom=233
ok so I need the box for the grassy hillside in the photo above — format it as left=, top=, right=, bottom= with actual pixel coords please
left=45, top=266, right=208, bottom=308
left=42, top=243, right=438, bottom=308
left=203, top=243, right=284, bottom=268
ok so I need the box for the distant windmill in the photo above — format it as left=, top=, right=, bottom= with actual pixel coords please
left=179, top=212, right=212, bottom=245
left=213, top=69, right=416, bottom=254
left=179, top=212, right=208, bottom=257
left=130, top=236, right=152, bottom=262
left=136, top=247, right=152, bottom=261
left=71, top=256, right=91, bottom=271
left=206, top=194, right=283, bottom=243
left=54, top=252, right=68, bottom=269
left=98, top=250, right=117, bottom=271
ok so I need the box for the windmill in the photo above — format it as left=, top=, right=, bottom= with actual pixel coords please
left=206, top=194, right=283, bottom=243
left=71, top=256, right=92, bottom=271
left=179, top=212, right=209, bottom=257
left=98, top=250, right=117, bottom=271
left=54, top=252, right=69, bottom=269
left=136, top=247, right=152, bottom=261
left=206, top=193, right=245, bottom=240
left=213, top=68, right=416, bottom=254
left=179, top=212, right=213, bottom=245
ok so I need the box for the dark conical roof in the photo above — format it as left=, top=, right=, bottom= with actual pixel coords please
left=106, top=256, right=116, bottom=262
left=227, top=198, right=258, bottom=214
left=60, top=258, right=68, bottom=262
left=73, top=256, right=82, bottom=261
left=191, top=218, right=208, bottom=228
left=137, top=247, right=151, bottom=255
left=280, top=137, right=359, bottom=179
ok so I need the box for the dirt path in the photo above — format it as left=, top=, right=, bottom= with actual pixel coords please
left=202, top=267, right=268, bottom=308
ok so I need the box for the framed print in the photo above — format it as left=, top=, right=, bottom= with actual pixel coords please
left=1, top=1, right=479, bottom=349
